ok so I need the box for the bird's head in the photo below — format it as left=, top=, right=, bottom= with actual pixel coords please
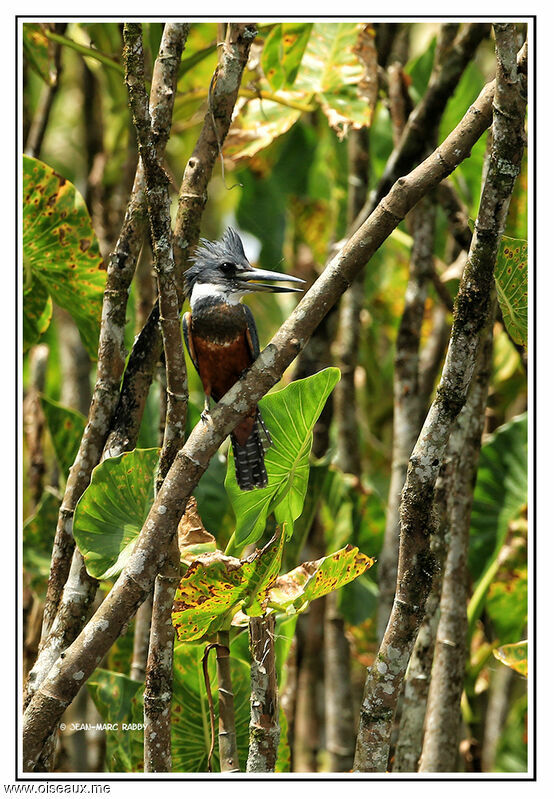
left=185, top=228, right=304, bottom=305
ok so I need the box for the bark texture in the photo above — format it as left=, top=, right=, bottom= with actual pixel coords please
left=419, top=313, right=494, bottom=772
left=353, top=27, right=526, bottom=772
left=246, top=615, right=280, bottom=773
left=123, top=22, right=189, bottom=773
left=22, top=46, right=526, bottom=769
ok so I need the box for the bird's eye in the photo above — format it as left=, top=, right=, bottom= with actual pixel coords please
left=220, top=262, right=235, bottom=273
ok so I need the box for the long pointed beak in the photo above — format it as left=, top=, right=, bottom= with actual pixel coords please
left=236, top=267, right=305, bottom=293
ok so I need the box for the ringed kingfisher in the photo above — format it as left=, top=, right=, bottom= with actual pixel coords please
left=183, top=228, right=304, bottom=490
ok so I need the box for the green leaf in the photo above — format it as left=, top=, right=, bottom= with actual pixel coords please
left=261, top=23, right=313, bottom=91
left=225, top=368, right=341, bottom=550
left=171, top=639, right=251, bottom=772
left=41, top=395, right=86, bottom=478
left=73, top=448, right=159, bottom=580
left=468, top=413, right=527, bottom=580
left=495, top=237, right=528, bottom=347
left=268, top=545, right=375, bottom=613
left=295, top=22, right=374, bottom=134
left=23, top=488, right=61, bottom=594
left=193, top=453, right=234, bottom=541
left=172, top=531, right=286, bottom=642
left=487, top=566, right=527, bottom=645
left=224, top=100, right=302, bottom=165
left=23, top=155, right=106, bottom=359
left=23, top=24, right=54, bottom=85
left=493, top=640, right=528, bottom=679
left=405, top=36, right=437, bottom=101
left=87, top=670, right=144, bottom=772
left=23, top=275, right=53, bottom=353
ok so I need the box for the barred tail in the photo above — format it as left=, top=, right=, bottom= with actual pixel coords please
left=231, top=410, right=272, bottom=490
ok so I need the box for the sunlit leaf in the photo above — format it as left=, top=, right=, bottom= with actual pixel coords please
left=495, top=237, right=528, bottom=348
left=296, top=22, right=377, bottom=135
left=73, top=448, right=159, bottom=580
left=41, top=395, right=86, bottom=478
left=225, top=368, right=341, bottom=550
left=493, top=640, right=528, bottom=678
left=224, top=98, right=302, bottom=165
left=261, top=23, right=313, bottom=91
left=23, top=155, right=106, bottom=359
left=172, top=531, right=286, bottom=642
left=268, top=545, right=375, bottom=613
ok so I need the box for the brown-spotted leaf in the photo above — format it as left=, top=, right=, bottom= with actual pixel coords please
left=172, top=529, right=286, bottom=642
left=23, top=155, right=106, bottom=359
left=268, top=545, right=375, bottom=613
left=23, top=23, right=55, bottom=85
left=493, top=640, right=528, bottom=678
left=495, top=236, right=527, bottom=348
left=295, top=22, right=377, bottom=136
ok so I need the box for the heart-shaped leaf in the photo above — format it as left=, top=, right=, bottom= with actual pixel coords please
left=172, top=530, right=286, bottom=642
left=495, top=237, right=527, bottom=348
left=23, top=155, right=106, bottom=358
left=73, top=448, right=159, bottom=580
left=225, top=367, right=341, bottom=551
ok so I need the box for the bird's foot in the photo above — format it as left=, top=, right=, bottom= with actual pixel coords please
left=201, top=409, right=211, bottom=424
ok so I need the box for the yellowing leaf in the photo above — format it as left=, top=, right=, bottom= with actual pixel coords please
left=23, top=155, right=106, bottom=359
left=268, top=545, right=375, bottom=613
left=493, top=640, right=528, bottom=678
left=172, top=531, right=286, bottom=642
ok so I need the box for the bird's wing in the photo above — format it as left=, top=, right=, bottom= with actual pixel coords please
left=182, top=311, right=199, bottom=373
left=243, top=304, right=260, bottom=360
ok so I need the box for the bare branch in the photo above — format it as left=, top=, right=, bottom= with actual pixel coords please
left=22, top=48, right=525, bottom=769
left=353, top=27, right=526, bottom=772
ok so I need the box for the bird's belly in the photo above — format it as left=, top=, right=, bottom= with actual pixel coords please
left=193, top=333, right=252, bottom=401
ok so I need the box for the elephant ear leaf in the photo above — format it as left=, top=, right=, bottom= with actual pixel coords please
left=225, top=367, right=340, bottom=551
left=23, top=155, right=106, bottom=358
left=73, top=448, right=159, bottom=580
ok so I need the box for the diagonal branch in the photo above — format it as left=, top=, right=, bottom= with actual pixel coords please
left=22, top=46, right=527, bottom=770
left=353, top=25, right=526, bottom=772
left=25, top=22, right=189, bottom=714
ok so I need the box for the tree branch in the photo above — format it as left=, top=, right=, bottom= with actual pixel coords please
left=353, top=26, right=526, bottom=772
left=22, top=47, right=525, bottom=769
left=246, top=615, right=280, bottom=773
left=123, top=21, right=189, bottom=773
left=25, top=22, right=189, bottom=713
